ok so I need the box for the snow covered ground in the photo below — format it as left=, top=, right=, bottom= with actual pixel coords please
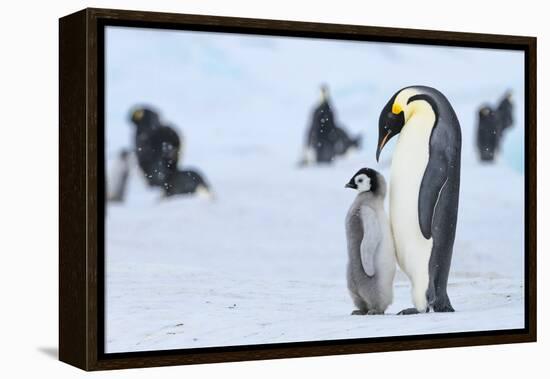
left=104, top=27, right=525, bottom=353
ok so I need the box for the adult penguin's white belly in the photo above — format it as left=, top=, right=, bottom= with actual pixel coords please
left=389, top=111, right=435, bottom=309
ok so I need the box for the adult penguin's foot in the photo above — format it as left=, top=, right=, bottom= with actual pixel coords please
left=433, top=294, right=455, bottom=312
left=367, top=310, right=384, bottom=315
left=397, top=308, right=421, bottom=315
left=433, top=303, right=455, bottom=312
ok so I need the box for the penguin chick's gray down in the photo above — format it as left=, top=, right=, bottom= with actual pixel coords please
left=345, top=168, right=396, bottom=315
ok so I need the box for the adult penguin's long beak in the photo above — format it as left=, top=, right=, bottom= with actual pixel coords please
left=376, top=131, right=391, bottom=162
left=376, top=101, right=405, bottom=162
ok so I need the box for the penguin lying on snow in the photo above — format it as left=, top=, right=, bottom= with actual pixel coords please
left=163, top=168, right=212, bottom=198
left=130, top=107, right=182, bottom=187
left=476, top=105, right=502, bottom=161
left=345, top=168, right=396, bottom=315
left=300, top=85, right=361, bottom=165
left=332, top=126, right=361, bottom=157
left=376, top=85, right=461, bottom=314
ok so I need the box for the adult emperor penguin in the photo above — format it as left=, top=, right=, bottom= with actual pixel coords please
left=376, top=86, right=461, bottom=314
left=130, top=107, right=182, bottom=187
left=476, top=105, right=501, bottom=161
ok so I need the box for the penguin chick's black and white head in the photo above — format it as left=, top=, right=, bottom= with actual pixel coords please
left=345, top=168, right=382, bottom=195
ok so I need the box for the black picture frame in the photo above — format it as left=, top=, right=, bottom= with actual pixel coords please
left=59, top=7, right=537, bottom=371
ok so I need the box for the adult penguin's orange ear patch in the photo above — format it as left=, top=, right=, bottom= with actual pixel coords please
left=132, top=109, right=144, bottom=121
left=391, top=103, right=402, bottom=115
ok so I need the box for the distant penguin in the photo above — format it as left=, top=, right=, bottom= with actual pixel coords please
left=163, top=168, right=211, bottom=198
left=345, top=168, right=396, bottom=315
left=130, top=107, right=182, bottom=187
left=303, top=85, right=338, bottom=164
left=301, top=85, right=361, bottom=165
left=376, top=86, right=461, bottom=314
left=131, top=107, right=161, bottom=135
left=497, top=91, right=514, bottom=131
left=476, top=105, right=502, bottom=161
left=152, top=123, right=181, bottom=176
left=107, top=149, right=131, bottom=203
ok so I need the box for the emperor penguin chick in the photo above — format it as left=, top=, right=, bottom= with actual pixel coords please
left=345, top=168, right=396, bottom=315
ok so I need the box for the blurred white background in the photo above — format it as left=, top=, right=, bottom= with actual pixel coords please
left=0, top=0, right=546, bottom=378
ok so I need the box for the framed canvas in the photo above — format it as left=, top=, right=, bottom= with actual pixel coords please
left=59, top=8, right=537, bottom=371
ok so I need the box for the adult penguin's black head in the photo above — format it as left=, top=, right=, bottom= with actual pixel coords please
left=376, top=87, right=440, bottom=161
left=129, top=107, right=161, bottom=132
left=345, top=167, right=379, bottom=194
left=376, top=93, right=405, bottom=161
left=479, top=105, right=496, bottom=119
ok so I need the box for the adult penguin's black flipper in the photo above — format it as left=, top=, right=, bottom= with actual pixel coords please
left=418, top=150, right=448, bottom=240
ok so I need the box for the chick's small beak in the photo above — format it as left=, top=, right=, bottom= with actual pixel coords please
left=345, top=182, right=356, bottom=189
